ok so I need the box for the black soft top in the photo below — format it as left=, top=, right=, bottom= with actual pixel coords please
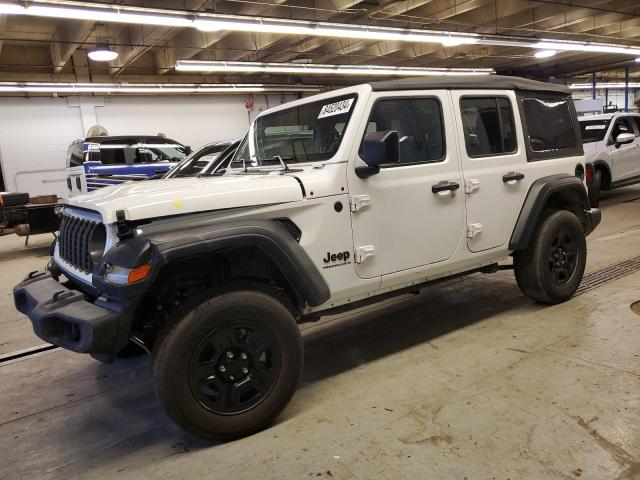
left=370, top=75, right=570, bottom=95
left=83, top=135, right=184, bottom=144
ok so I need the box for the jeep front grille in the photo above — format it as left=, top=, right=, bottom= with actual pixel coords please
left=58, top=213, right=101, bottom=274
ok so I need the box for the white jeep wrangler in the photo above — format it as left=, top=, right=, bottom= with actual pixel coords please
left=579, top=112, right=640, bottom=204
left=14, top=76, right=600, bottom=440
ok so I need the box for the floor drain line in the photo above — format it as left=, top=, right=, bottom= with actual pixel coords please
left=0, top=344, right=58, bottom=364
left=575, top=255, right=640, bottom=296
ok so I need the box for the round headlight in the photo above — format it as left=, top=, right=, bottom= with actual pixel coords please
left=89, top=224, right=107, bottom=266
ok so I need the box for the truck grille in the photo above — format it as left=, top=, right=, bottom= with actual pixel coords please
left=58, top=213, right=101, bottom=274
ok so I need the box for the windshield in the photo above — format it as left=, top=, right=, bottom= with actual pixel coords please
left=165, top=142, right=232, bottom=178
left=579, top=119, right=611, bottom=143
left=232, top=94, right=357, bottom=167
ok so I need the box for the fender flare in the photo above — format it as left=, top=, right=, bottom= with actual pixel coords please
left=592, top=159, right=612, bottom=188
left=98, top=218, right=331, bottom=308
left=509, top=174, right=590, bottom=251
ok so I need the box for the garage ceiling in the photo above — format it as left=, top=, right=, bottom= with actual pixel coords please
left=0, top=0, right=639, bottom=88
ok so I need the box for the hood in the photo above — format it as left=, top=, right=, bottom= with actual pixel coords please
left=66, top=174, right=304, bottom=223
left=581, top=141, right=602, bottom=162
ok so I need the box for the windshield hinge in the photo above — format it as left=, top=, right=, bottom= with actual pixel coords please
left=464, top=179, right=480, bottom=194
left=350, top=194, right=371, bottom=212
left=354, top=245, right=375, bottom=264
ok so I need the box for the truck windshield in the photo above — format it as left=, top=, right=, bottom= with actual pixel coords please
left=579, top=119, right=611, bottom=143
left=232, top=94, right=357, bottom=167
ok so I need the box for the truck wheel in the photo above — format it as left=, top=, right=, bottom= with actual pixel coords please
left=153, top=290, right=302, bottom=440
left=588, top=169, right=601, bottom=208
left=514, top=210, right=586, bottom=304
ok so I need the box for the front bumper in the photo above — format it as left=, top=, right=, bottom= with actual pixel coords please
left=13, top=271, right=120, bottom=353
left=585, top=207, right=602, bottom=236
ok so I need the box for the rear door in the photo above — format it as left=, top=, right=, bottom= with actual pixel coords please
left=347, top=90, right=465, bottom=279
left=451, top=90, right=529, bottom=252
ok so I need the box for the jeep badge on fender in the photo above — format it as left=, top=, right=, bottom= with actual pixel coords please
left=323, top=250, right=350, bottom=264
left=14, top=75, right=600, bottom=441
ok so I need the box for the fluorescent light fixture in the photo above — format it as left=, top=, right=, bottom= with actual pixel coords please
left=534, top=41, right=640, bottom=56
left=2, top=1, right=640, bottom=56
left=175, top=60, right=495, bottom=76
left=570, top=82, right=640, bottom=89
left=88, top=43, right=118, bottom=62
left=534, top=50, right=556, bottom=59
left=0, top=82, right=321, bottom=94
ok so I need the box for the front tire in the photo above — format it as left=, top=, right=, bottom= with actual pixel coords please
left=514, top=210, right=586, bottom=304
left=153, top=290, right=303, bottom=440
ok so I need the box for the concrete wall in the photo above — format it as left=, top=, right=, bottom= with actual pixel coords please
left=0, top=94, right=295, bottom=197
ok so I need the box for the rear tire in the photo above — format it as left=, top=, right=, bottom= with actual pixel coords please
left=514, top=210, right=586, bottom=304
left=153, top=290, right=302, bottom=440
left=588, top=169, right=601, bottom=208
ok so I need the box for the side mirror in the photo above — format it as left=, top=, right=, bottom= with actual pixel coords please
left=357, top=130, right=399, bottom=178
left=615, top=133, right=635, bottom=147
left=185, top=146, right=193, bottom=155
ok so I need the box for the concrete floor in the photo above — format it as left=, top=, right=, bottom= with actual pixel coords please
left=1, top=186, right=640, bottom=480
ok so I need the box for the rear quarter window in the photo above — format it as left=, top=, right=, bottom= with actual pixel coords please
left=519, top=94, right=582, bottom=161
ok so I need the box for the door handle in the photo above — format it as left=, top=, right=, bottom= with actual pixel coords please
left=432, top=180, right=460, bottom=194
left=503, top=171, right=525, bottom=183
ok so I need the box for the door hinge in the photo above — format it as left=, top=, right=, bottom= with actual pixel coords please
left=467, top=223, right=483, bottom=238
left=350, top=194, right=371, bottom=212
left=354, top=245, right=375, bottom=263
left=464, top=179, right=480, bottom=194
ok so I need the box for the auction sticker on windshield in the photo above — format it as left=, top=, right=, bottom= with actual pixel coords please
left=318, top=98, right=354, bottom=119
left=585, top=125, right=606, bottom=130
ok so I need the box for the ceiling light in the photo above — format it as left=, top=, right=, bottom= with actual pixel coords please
left=0, top=82, right=321, bottom=95
left=88, top=43, right=118, bottom=62
left=534, top=50, right=556, bottom=59
left=175, top=60, right=495, bottom=76
left=2, top=1, right=640, bottom=57
left=569, top=83, right=640, bottom=89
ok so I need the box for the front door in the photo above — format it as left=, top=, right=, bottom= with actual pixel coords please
left=451, top=91, right=530, bottom=252
left=347, top=91, right=465, bottom=279
left=609, top=116, right=640, bottom=182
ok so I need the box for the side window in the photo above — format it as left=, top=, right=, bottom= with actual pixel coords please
left=460, top=97, right=517, bottom=157
left=521, top=96, right=578, bottom=156
left=361, top=98, right=445, bottom=164
left=633, top=117, right=640, bottom=134
left=98, top=140, right=135, bottom=165
left=610, top=117, right=636, bottom=143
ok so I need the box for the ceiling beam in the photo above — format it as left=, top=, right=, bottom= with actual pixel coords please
left=49, top=19, right=94, bottom=73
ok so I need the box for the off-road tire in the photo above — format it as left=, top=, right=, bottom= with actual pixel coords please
left=153, top=290, right=303, bottom=440
left=514, top=210, right=586, bottom=304
left=588, top=169, right=601, bottom=208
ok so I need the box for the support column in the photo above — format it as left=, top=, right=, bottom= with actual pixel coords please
left=592, top=72, right=597, bottom=100
left=624, top=66, right=629, bottom=112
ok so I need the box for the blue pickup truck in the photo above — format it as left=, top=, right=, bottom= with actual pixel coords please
left=66, top=135, right=191, bottom=196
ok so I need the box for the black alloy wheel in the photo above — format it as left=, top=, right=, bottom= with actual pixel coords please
left=189, top=320, right=280, bottom=415
left=548, top=230, right=579, bottom=286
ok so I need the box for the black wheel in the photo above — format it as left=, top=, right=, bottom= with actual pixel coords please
left=588, top=169, right=601, bottom=208
left=153, top=290, right=302, bottom=440
left=514, top=210, right=586, bottom=304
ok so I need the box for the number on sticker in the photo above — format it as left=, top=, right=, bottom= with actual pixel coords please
left=318, top=98, right=354, bottom=119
